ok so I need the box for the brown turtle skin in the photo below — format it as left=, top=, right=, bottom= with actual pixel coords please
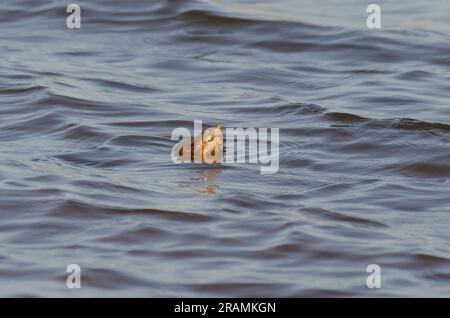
left=176, top=125, right=223, bottom=163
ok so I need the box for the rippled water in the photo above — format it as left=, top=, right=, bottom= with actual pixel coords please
left=1, top=0, right=449, bottom=297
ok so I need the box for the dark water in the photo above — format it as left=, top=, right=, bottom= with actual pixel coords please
left=1, top=0, right=450, bottom=297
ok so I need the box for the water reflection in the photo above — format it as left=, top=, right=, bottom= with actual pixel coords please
left=191, top=167, right=222, bottom=195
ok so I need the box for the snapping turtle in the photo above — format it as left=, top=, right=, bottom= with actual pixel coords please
left=174, top=125, right=223, bottom=164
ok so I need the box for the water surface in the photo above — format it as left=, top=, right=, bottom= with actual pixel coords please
left=0, top=0, right=449, bottom=297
